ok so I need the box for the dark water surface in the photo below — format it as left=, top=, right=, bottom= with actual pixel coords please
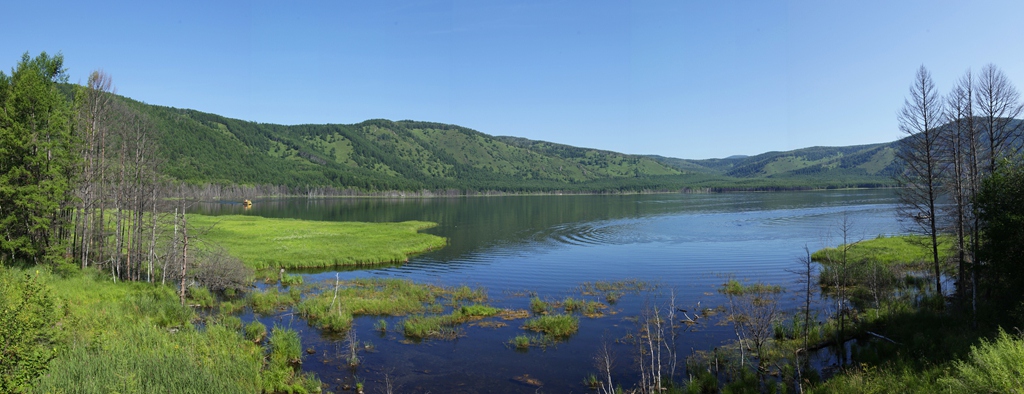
left=196, top=189, right=902, bottom=393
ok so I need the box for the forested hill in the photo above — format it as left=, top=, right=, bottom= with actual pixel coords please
left=650, top=143, right=899, bottom=179
left=119, top=95, right=899, bottom=192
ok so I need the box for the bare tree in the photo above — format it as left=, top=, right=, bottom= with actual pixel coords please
left=942, top=70, right=975, bottom=300
left=896, top=65, right=945, bottom=296
left=74, top=70, right=115, bottom=269
left=720, top=278, right=783, bottom=387
left=976, top=64, right=1024, bottom=172
left=595, top=340, right=616, bottom=394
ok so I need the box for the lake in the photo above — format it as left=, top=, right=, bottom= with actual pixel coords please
left=195, top=189, right=903, bottom=393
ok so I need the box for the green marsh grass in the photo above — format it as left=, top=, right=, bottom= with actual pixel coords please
left=187, top=286, right=215, bottom=308
left=508, top=334, right=551, bottom=350
left=522, top=314, right=579, bottom=338
left=460, top=304, right=499, bottom=317
left=188, top=215, right=447, bottom=269
left=244, top=321, right=267, bottom=343
left=281, top=273, right=304, bottom=286
left=219, top=300, right=244, bottom=315
left=529, top=297, right=551, bottom=315
left=297, top=278, right=496, bottom=336
left=9, top=267, right=300, bottom=394
left=263, top=327, right=321, bottom=393
left=220, top=315, right=243, bottom=332
left=811, top=234, right=953, bottom=267
left=248, top=287, right=298, bottom=315
left=402, top=313, right=465, bottom=339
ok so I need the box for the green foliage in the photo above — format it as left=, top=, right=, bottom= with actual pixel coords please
left=0, top=268, right=63, bottom=392
left=522, top=314, right=579, bottom=338
left=0, top=52, right=79, bottom=267
left=977, top=158, right=1024, bottom=304
left=946, top=329, right=1024, bottom=392
left=108, top=94, right=896, bottom=193
left=188, top=214, right=447, bottom=269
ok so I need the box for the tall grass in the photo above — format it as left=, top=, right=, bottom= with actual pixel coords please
left=32, top=323, right=264, bottom=394
left=19, top=268, right=273, bottom=393
left=188, top=215, right=447, bottom=269
left=7, top=266, right=324, bottom=393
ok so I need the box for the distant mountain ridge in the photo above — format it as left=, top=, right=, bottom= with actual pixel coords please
left=118, top=95, right=900, bottom=192
left=650, top=142, right=899, bottom=178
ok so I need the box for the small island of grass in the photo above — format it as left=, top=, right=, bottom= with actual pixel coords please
left=189, top=215, right=447, bottom=269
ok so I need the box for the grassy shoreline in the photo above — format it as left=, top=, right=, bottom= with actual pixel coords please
left=190, top=215, right=447, bottom=270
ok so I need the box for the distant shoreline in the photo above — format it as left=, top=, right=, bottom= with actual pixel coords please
left=180, top=184, right=897, bottom=202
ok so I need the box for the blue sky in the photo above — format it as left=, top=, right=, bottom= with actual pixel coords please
left=4, top=1, right=1023, bottom=159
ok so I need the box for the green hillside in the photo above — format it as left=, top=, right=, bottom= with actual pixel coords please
left=656, top=143, right=899, bottom=178
left=119, top=95, right=898, bottom=192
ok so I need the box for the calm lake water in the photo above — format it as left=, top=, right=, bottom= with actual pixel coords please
left=196, top=189, right=903, bottom=393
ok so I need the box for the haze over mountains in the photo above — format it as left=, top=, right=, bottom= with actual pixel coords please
left=119, top=94, right=899, bottom=192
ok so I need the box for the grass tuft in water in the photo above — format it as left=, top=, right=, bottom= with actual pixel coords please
left=460, top=304, right=499, bottom=317
left=522, top=314, right=579, bottom=338
left=530, top=297, right=551, bottom=315
left=244, top=321, right=267, bottom=343
left=508, top=334, right=552, bottom=351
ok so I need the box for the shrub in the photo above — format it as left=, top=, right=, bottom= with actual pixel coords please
left=948, top=329, right=1024, bottom=392
left=191, top=247, right=253, bottom=292
left=0, top=269, right=62, bottom=392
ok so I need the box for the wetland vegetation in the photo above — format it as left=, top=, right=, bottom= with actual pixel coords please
left=190, top=215, right=447, bottom=270
left=3, top=50, right=1024, bottom=393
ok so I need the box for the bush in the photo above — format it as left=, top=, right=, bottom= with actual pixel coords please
left=947, top=329, right=1024, bottom=392
left=191, top=248, right=253, bottom=292
left=0, top=269, right=63, bottom=392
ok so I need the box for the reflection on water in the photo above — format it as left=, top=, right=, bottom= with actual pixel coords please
left=197, top=189, right=902, bottom=393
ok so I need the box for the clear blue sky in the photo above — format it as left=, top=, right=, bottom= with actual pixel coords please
left=4, top=1, right=1023, bottom=159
